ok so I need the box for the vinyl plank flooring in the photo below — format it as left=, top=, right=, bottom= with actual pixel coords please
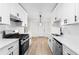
left=28, top=37, right=52, bottom=55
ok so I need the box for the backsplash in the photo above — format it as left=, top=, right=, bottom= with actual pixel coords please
left=0, top=24, right=25, bottom=39
left=62, top=24, right=79, bottom=37
left=9, top=26, right=25, bottom=33
left=10, top=21, right=22, bottom=27
left=0, top=24, right=8, bottom=39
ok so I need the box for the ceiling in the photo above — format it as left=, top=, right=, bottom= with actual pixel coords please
left=20, top=3, right=57, bottom=21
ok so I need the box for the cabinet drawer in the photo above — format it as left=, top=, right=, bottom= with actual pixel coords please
left=63, top=45, right=77, bottom=55
left=0, top=40, right=19, bottom=55
left=8, top=40, right=19, bottom=51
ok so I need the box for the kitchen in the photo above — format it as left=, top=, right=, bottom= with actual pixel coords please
left=0, top=3, right=79, bottom=55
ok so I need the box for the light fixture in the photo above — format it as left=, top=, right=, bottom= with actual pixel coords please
left=39, top=14, right=42, bottom=26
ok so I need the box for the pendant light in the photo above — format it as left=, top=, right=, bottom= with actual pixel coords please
left=40, top=14, right=42, bottom=26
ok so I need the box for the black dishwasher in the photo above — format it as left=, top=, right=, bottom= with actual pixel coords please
left=53, top=38, right=63, bottom=55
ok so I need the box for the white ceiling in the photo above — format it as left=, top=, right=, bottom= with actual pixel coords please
left=20, top=3, right=57, bottom=21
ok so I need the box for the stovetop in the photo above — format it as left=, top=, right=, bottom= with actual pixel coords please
left=3, top=33, right=29, bottom=39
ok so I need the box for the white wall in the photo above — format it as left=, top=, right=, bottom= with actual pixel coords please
left=0, top=24, right=25, bottom=39
left=0, top=25, right=10, bottom=39
left=28, top=14, right=51, bottom=37
left=62, top=24, right=79, bottom=36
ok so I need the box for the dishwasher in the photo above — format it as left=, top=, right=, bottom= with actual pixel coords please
left=53, top=38, right=63, bottom=55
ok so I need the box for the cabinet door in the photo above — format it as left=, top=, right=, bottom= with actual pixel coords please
left=9, top=3, right=21, bottom=17
left=13, top=47, right=19, bottom=55
left=61, top=3, right=75, bottom=25
left=21, top=10, right=26, bottom=26
left=55, top=4, right=63, bottom=19
left=15, top=4, right=24, bottom=21
left=9, top=3, right=28, bottom=26
left=0, top=4, right=10, bottom=24
left=75, top=3, right=79, bottom=22
left=48, top=38, right=51, bottom=48
left=24, top=13, right=28, bottom=27
left=9, top=3, right=22, bottom=18
left=0, top=48, right=8, bottom=55
left=15, top=4, right=28, bottom=26
left=0, top=40, right=19, bottom=55
left=51, top=3, right=75, bottom=25
left=53, top=39, right=56, bottom=54
left=21, top=10, right=28, bottom=27
left=29, top=38, right=32, bottom=46
left=51, top=37, right=54, bottom=52
left=63, top=45, right=77, bottom=55
left=9, top=3, right=16, bottom=16
left=12, top=40, right=19, bottom=55
left=16, top=4, right=28, bottom=27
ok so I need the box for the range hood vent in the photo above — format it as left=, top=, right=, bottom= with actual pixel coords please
left=10, top=14, right=22, bottom=22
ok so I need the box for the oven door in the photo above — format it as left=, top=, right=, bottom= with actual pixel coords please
left=19, top=39, right=29, bottom=55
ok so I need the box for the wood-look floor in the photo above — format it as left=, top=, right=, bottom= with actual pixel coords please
left=28, top=37, right=52, bottom=55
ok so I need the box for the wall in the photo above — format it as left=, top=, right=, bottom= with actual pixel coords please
left=0, top=24, right=25, bottom=39
left=0, top=24, right=9, bottom=39
left=10, top=21, right=25, bottom=33
left=10, top=21, right=22, bottom=27
left=62, top=24, right=79, bottom=36
left=28, top=14, right=51, bottom=37
left=9, top=25, right=25, bottom=34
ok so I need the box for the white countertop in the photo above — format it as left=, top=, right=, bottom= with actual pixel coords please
left=0, top=38, right=19, bottom=49
left=52, top=35, right=79, bottom=54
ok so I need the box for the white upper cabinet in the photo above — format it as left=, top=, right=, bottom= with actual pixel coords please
left=52, top=3, right=76, bottom=26
left=75, top=3, right=79, bottom=22
left=9, top=4, right=17, bottom=16
left=0, top=4, right=10, bottom=24
left=51, top=4, right=64, bottom=26
left=54, top=4, right=62, bottom=20
left=17, top=4, right=28, bottom=26
left=61, top=3, right=75, bottom=25
left=0, top=3, right=28, bottom=26
left=9, top=3, right=23, bottom=21
left=9, top=3, right=28, bottom=26
left=22, top=10, right=28, bottom=27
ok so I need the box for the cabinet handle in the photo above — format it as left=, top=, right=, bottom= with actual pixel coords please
left=8, top=46, right=13, bottom=50
left=64, top=19, right=67, bottom=24
left=75, top=16, right=77, bottom=22
left=9, top=52, right=13, bottom=55
left=23, top=39, right=26, bottom=41
left=67, top=53, right=71, bottom=55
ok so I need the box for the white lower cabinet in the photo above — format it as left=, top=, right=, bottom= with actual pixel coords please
left=29, top=37, right=32, bottom=46
left=48, top=35, right=53, bottom=53
left=13, top=47, right=19, bottom=55
left=48, top=38, right=51, bottom=50
left=51, top=38, right=54, bottom=53
left=63, top=45, right=77, bottom=55
left=0, top=40, right=19, bottom=55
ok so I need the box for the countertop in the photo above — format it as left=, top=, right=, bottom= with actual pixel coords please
left=52, top=35, right=79, bottom=54
left=0, top=38, right=19, bottom=49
